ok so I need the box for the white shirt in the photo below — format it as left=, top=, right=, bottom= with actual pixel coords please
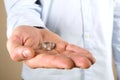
left=4, top=0, right=120, bottom=80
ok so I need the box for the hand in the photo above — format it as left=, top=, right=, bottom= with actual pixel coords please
left=7, top=25, right=95, bottom=69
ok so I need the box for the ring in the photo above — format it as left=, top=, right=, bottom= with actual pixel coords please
left=41, top=42, right=56, bottom=51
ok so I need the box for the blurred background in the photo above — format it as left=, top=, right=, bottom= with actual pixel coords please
left=0, top=0, right=22, bottom=80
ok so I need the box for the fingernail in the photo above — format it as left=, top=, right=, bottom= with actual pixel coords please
left=23, top=49, right=31, bottom=58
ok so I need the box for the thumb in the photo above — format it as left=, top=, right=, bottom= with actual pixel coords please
left=7, top=35, right=35, bottom=62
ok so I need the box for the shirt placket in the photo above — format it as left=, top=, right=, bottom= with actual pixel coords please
left=80, top=0, right=94, bottom=80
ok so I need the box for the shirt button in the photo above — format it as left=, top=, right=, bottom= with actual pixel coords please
left=84, top=33, right=91, bottom=39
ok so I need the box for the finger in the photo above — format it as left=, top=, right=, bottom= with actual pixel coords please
left=66, top=44, right=96, bottom=64
left=65, top=51, right=92, bottom=68
left=7, top=35, right=35, bottom=61
left=55, top=41, right=68, bottom=53
left=24, top=52, right=75, bottom=69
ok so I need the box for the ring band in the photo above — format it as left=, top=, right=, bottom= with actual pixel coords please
left=41, top=42, right=56, bottom=51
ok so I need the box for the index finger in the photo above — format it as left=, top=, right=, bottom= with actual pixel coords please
left=24, top=51, right=75, bottom=69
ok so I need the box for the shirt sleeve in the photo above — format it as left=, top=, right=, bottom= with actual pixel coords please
left=4, top=0, right=45, bottom=38
left=112, top=0, right=120, bottom=80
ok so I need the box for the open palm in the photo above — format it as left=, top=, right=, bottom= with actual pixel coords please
left=7, top=26, right=95, bottom=69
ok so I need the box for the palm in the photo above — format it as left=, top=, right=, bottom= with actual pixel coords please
left=7, top=26, right=95, bottom=69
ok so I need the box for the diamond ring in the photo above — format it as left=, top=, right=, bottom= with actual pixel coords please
left=41, top=42, right=56, bottom=51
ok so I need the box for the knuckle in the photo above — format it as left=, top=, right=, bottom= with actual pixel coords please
left=78, top=57, right=91, bottom=69
left=10, top=53, right=20, bottom=62
left=10, top=49, right=24, bottom=62
left=81, top=63, right=91, bottom=69
left=83, top=51, right=96, bottom=64
left=63, top=62, right=74, bottom=69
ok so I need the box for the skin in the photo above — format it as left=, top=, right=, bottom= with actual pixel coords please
left=7, top=25, right=96, bottom=69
